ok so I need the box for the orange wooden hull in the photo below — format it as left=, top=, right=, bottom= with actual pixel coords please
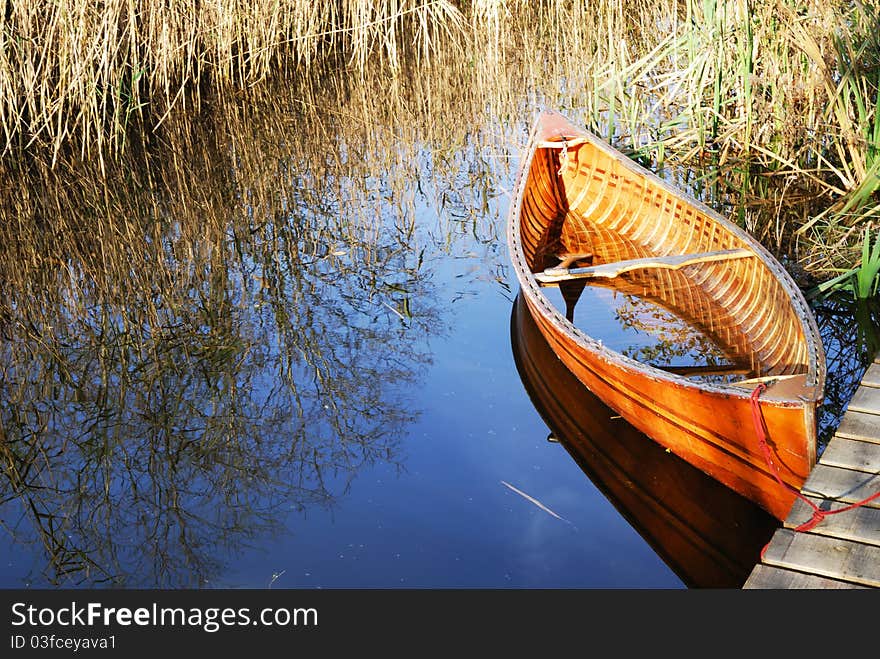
left=507, top=110, right=826, bottom=521
left=510, top=294, right=778, bottom=587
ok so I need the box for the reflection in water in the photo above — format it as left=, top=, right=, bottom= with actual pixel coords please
left=510, top=293, right=778, bottom=588
left=811, top=293, right=880, bottom=452
left=543, top=284, right=742, bottom=384
left=0, top=83, right=448, bottom=587
left=510, top=284, right=880, bottom=587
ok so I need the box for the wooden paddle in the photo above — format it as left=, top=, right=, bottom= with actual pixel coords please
left=536, top=248, right=755, bottom=284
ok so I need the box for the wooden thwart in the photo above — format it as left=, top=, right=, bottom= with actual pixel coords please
left=554, top=252, right=592, bottom=269
left=535, top=248, right=754, bottom=284
left=730, top=373, right=801, bottom=387
left=655, top=363, right=751, bottom=377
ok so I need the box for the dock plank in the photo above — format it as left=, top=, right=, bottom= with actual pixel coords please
left=819, top=436, right=880, bottom=473
left=785, top=496, right=880, bottom=547
left=760, top=529, right=880, bottom=587
left=835, top=410, right=880, bottom=444
left=801, top=464, right=880, bottom=509
left=745, top=353, right=880, bottom=589
left=861, top=363, right=880, bottom=388
left=742, top=564, right=868, bottom=589
left=847, top=386, right=880, bottom=415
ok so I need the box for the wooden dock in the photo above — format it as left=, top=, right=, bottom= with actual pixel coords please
left=743, top=357, right=880, bottom=589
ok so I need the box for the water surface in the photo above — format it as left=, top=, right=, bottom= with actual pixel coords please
left=0, top=79, right=875, bottom=590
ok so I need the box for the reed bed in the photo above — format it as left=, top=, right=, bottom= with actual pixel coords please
left=487, top=0, right=879, bottom=272
left=2, top=0, right=880, bottom=275
left=0, top=0, right=465, bottom=164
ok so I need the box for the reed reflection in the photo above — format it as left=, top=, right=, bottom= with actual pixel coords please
left=0, top=85, right=446, bottom=587
left=811, top=293, right=880, bottom=452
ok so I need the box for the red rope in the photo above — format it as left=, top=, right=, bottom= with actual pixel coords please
left=751, top=383, right=880, bottom=555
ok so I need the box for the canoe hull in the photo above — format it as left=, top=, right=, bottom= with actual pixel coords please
left=507, top=110, right=825, bottom=521
left=520, top=289, right=815, bottom=521
left=510, top=294, right=778, bottom=587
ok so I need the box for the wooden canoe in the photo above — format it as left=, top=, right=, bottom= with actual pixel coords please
left=510, top=293, right=778, bottom=587
left=506, top=110, right=826, bottom=521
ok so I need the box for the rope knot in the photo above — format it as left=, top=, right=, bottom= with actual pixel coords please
left=795, top=507, right=827, bottom=533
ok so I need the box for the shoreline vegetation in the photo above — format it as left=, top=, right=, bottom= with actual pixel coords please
left=1, top=0, right=879, bottom=284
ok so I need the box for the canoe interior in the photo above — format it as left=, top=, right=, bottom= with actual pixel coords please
left=515, top=113, right=824, bottom=393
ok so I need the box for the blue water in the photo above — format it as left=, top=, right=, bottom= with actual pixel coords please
left=214, top=274, right=681, bottom=589
left=0, top=111, right=871, bottom=590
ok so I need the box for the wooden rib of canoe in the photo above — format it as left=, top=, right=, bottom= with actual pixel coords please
left=506, top=110, right=826, bottom=521
left=509, top=294, right=778, bottom=587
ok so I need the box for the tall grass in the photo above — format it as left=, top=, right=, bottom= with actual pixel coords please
left=2, top=1, right=880, bottom=281
left=807, top=225, right=880, bottom=300
left=0, top=0, right=466, bottom=164
left=592, top=0, right=880, bottom=279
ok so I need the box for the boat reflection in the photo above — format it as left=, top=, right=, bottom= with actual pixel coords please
left=510, top=293, right=778, bottom=588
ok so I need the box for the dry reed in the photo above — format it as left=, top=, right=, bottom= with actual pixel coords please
left=2, top=0, right=880, bottom=277
left=0, top=0, right=466, bottom=164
